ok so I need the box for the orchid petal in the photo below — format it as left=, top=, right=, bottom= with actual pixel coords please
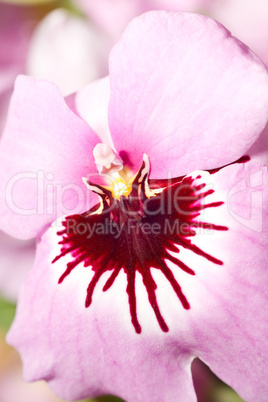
left=189, top=162, right=268, bottom=402
left=66, top=77, right=113, bottom=147
left=7, top=159, right=268, bottom=401
left=0, top=76, right=99, bottom=239
left=108, top=11, right=268, bottom=177
left=161, top=161, right=267, bottom=401
left=7, top=227, right=196, bottom=401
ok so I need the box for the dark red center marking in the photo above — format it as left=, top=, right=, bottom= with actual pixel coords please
left=53, top=159, right=228, bottom=333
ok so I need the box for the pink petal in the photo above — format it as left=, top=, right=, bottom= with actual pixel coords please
left=159, top=161, right=267, bottom=401
left=7, top=227, right=196, bottom=401
left=7, top=160, right=268, bottom=401
left=0, top=231, right=35, bottom=302
left=108, top=11, right=268, bottom=177
left=66, top=76, right=113, bottom=147
left=187, top=161, right=268, bottom=402
left=0, top=75, right=99, bottom=239
left=26, top=9, right=108, bottom=96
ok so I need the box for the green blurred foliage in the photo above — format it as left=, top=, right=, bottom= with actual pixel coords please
left=0, top=295, right=16, bottom=333
left=211, top=386, right=245, bottom=402
left=84, top=386, right=243, bottom=402
left=203, top=374, right=245, bottom=402
left=84, top=384, right=244, bottom=402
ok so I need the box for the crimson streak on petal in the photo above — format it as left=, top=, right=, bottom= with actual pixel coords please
left=53, top=159, right=228, bottom=333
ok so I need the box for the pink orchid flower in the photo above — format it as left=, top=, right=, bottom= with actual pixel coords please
left=1, top=11, right=268, bottom=402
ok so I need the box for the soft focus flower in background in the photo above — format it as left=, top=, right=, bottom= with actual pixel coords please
left=0, top=10, right=267, bottom=402
left=75, top=0, right=210, bottom=40
left=77, top=0, right=268, bottom=69
left=26, top=7, right=108, bottom=96
left=0, top=0, right=107, bottom=134
left=0, top=1, right=41, bottom=134
left=209, top=0, right=268, bottom=68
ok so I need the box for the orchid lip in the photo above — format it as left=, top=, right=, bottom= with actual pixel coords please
left=53, top=154, right=228, bottom=334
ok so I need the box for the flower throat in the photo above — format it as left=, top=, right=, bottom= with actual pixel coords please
left=53, top=153, right=228, bottom=334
